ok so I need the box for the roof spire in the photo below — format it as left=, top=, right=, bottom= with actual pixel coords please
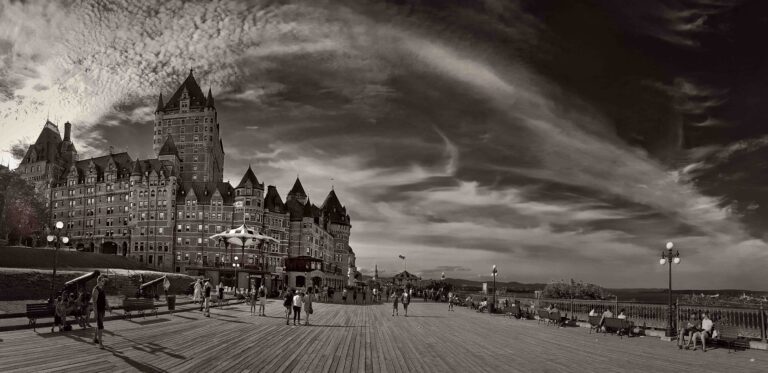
left=206, top=87, right=215, bottom=108
left=155, top=93, right=164, bottom=113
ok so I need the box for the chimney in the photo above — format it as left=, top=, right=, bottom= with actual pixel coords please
left=64, top=122, right=72, bottom=141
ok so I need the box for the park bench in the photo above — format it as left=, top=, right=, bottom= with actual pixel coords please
left=548, top=311, right=565, bottom=327
left=588, top=315, right=601, bottom=334
left=537, top=309, right=552, bottom=326
left=123, top=298, right=157, bottom=319
left=602, top=317, right=634, bottom=338
left=713, top=324, right=750, bottom=353
left=26, top=303, right=55, bottom=332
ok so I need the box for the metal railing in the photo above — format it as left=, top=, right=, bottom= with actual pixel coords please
left=491, top=296, right=767, bottom=341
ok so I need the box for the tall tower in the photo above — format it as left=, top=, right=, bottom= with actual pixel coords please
left=152, top=70, right=224, bottom=183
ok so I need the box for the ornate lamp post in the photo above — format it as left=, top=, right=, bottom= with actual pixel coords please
left=659, top=241, right=681, bottom=337
left=492, top=265, right=498, bottom=314
left=46, top=221, right=69, bottom=302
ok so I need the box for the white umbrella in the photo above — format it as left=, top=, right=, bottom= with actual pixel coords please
left=208, top=224, right=278, bottom=247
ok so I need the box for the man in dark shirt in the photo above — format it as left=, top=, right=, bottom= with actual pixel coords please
left=91, top=275, right=110, bottom=349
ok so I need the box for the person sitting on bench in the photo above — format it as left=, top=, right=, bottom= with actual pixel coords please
left=678, top=313, right=699, bottom=349
left=599, top=307, right=613, bottom=332
left=692, top=312, right=713, bottom=352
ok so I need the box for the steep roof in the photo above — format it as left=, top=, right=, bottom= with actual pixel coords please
left=288, top=177, right=306, bottom=196
left=176, top=181, right=235, bottom=204
left=155, top=93, right=164, bottom=112
left=206, top=88, right=215, bottom=108
left=263, top=185, right=286, bottom=213
left=303, top=199, right=314, bottom=218
left=162, top=70, right=207, bottom=111
left=59, top=152, right=133, bottom=183
left=321, top=189, right=350, bottom=226
left=236, top=165, right=262, bottom=189
left=24, top=121, right=63, bottom=164
left=158, top=136, right=179, bottom=157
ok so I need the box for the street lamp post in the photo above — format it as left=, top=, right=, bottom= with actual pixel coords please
left=659, top=241, right=681, bottom=337
left=492, top=265, right=498, bottom=314
left=46, top=221, right=69, bottom=302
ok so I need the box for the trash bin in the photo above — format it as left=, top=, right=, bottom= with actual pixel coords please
left=167, top=295, right=176, bottom=311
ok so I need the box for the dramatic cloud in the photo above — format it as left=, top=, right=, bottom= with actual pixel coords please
left=3, top=0, right=768, bottom=289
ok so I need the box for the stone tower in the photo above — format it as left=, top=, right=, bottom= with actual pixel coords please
left=152, top=70, right=224, bottom=183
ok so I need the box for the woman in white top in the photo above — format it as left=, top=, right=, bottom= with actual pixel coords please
left=292, top=291, right=303, bottom=325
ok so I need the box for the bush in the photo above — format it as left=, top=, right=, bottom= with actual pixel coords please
left=542, top=279, right=609, bottom=300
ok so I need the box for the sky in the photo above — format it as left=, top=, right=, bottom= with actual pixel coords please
left=2, top=0, right=768, bottom=289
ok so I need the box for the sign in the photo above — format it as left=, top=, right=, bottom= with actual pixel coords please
left=274, top=266, right=285, bottom=274
left=482, top=282, right=488, bottom=294
left=234, top=201, right=243, bottom=208
left=163, top=277, right=171, bottom=291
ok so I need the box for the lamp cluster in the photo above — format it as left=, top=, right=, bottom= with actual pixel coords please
left=47, top=221, right=69, bottom=245
left=659, top=241, right=681, bottom=265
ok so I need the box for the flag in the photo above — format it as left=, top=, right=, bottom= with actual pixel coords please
left=398, top=255, right=405, bottom=260
left=163, top=276, right=171, bottom=291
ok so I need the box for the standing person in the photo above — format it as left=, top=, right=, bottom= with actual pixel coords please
left=258, top=284, right=267, bottom=316
left=402, top=289, right=411, bottom=317
left=249, top=287, right=257, bottom=315
left=203, top=279, right=212, bottom=317
left=329, top=287, right=335, bottom=304
left=292, top=291, right=303, bottom=325
left=448, top=294, right=455, bottom=311
left=342, top=288, right=348, bottom=304
left=362, top=289, right=367, bottom=304
left=54, top=295, right=65, bottom=332
left=193, top=279, right=202, bottom=305
left=283, top=288, right=293, bottom=325
left=91, top=275, right=110, bottom=349
left=217, top=281, right=225, bottom=308
left=304, top=288, right=314, bottom=326
left=392, top=290, right=400, bottom=317
left=386, top=288, right=390, bottom=303
left=372, top=288, right=378, bottom=304
left=352, top=289, right=358, bottom=305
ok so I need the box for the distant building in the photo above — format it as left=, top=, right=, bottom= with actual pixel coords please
left=15, top=71, right=354, bottom=291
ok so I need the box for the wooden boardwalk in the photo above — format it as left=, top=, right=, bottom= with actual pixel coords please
left=0, top=301, right=766, bottom=372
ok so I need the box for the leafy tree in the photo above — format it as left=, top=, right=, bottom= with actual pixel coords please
left=542, top=279, right=610, bottom=300
left=0, top=168, right=49, bottom=246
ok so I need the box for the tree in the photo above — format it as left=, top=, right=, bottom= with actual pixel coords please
left=0, top=169, right=49, bottom=246
left=542, top=279, right=609, bottom=300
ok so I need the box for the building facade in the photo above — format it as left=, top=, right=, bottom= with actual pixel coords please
left=15, top=71, right=355, bottom=291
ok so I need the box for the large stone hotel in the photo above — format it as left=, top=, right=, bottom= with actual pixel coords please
left=15, top=71, right=355, bottom=291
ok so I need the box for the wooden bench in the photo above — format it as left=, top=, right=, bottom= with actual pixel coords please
left=602, top=317, right=634, bottom=338
left=713, top=324, right=750, bottom=353
left=123, top=298, right=157, bottom=319
left=26, top=303, right=55, bottom=332
left=549, top=311, right=565, bottom=327
left=537, top=309, right=551, bottom=325
left=588, top=315, right=601, bottom=334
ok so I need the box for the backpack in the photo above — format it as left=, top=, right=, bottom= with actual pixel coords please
left=283, top=294, right=292, bottom=307
left=258, top=288, right=265, bottom=297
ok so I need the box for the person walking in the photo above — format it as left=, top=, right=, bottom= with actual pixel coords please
left=304, top=288, right=314, bottom=326
left=402, top=289, right=411, bottom=317
left=292, top=291, right=303, bottom=325
left=353, top=289, right=358, bottom=305
left=372, top=288, right=378, bottom=304
left=258, top=284, right=267, bottom=316
left=283, top=288, right=293, bottom=325
left=362, top=289, right=367, bottom=304
left=448, top=291, right=454, bottom=311
left=342, top=288, right=348, bottom=304
left=91, top=275, right=110, bottom=349
left=193, top=279, right=202, bottom=305
left=392, top=290, right=400, bottom=317
left=203, top=280, right=212, bottom=317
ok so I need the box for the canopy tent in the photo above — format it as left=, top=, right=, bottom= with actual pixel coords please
left=208, top=224, right=279, bottom=248
left=392, top=270, right=420, bottom=284
left=209, top=224, right=280, bottom=293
